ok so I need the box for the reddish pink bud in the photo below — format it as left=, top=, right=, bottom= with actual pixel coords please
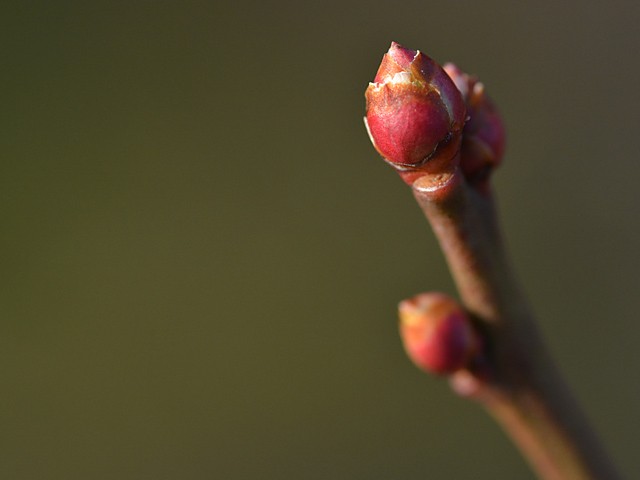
left=443, top=63, right=505, bottom=189
left=399, top=293, right=479, bottom=375
left=365, top=42, right=466, bottom=185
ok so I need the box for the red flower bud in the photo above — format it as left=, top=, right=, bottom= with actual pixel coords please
left=399, top=293, right=479, bottom=375
left=443, top=63, right=505, bottom=189
left=364, top=42, right=466, bottom=185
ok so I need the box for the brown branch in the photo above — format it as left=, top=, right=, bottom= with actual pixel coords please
left=365, top=41, right=620, bottom=479
left=411, top=169, right=620, bottom=480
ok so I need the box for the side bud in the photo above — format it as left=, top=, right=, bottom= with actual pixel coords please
left=364, top=42, right=466, bottom=185
left=443, top=63, right=505, bottom=189
left=399, top=292, right=479, bottom=375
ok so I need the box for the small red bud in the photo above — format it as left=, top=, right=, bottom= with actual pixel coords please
left=399, top=293, right=479, bottom=375
left=443, top=63, right=505, bottom=189
left=364, top=42, right=466, bottom=185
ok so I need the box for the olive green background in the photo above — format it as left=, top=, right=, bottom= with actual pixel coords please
left=2, top=1, right=639, bottom=478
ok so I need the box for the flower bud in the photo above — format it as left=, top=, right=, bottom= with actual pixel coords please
left=443, top=63, right=505, bottom=189
left=399, top=293, right=479, bottom=375
left=364, top=42, right=466, bottom=185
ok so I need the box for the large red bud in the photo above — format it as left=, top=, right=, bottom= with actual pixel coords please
left=365, top=42, right=466, bottom=184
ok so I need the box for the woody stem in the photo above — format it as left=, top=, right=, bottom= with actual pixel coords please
left=411, top=170, right=620, bottom=480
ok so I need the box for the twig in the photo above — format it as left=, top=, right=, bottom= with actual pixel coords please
left=365, top=41, right=620, bottom=479
left=413, top=168, right=620, bottom=480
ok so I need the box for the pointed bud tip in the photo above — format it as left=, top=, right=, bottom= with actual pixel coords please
left=387, top=41, right=417, bottom=68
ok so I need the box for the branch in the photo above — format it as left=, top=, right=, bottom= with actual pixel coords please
left=365, top=42, right=620, bottom=480
left=412, top=170, right=619, bottom=480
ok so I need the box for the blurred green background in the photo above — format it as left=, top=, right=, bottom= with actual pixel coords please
left=2, top=1, right=639, bottom=478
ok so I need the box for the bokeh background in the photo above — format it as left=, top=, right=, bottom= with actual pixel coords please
left=2, top=1, right=639, bottom=478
